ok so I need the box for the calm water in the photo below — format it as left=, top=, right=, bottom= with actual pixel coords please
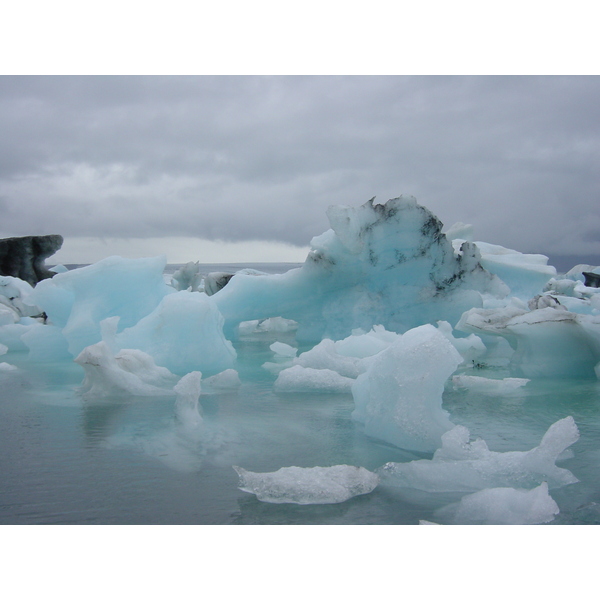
left=2, top=263, right=600, bottom=524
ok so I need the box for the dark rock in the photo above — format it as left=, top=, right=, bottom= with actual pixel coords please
left=0, top=235, right=63, bottom=286
left=582, top=272, right=600, bottom=288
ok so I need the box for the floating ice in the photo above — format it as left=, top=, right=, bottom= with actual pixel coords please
left=270, top=341, right=297, bottom=358
left=174, top=371, right=203, bottom=430
left=115, top=290, right=236, bottom=376
left=233, top=464, right=379, bottom=504
left=436, top=320, right=486, bottom=365
left=452, top=375, right=530, bottom=394
left=352, top=324, right=462, bottom=452
left=31, top=256, right=174, bottom=357
left=433, top=482, right=559, bottom=525
left=214, top=197, right=507, bottom=342
left=292, top=338, right=363, bottom=379
left=458, top=303, right=600, bottom=378
left=379, top=416, right=579, bottom=492
left=170, top=261, right=202, bottom=292
left=450, top=238, right=556, bottom=301
left=274, top=365, right=354, bottom=394
left=74, top=341, right=177, bottom=398
left=203, top=369, right=242, bottom=391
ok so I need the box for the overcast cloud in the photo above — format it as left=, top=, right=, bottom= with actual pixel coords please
left=1, top=75, right=599, bottom=264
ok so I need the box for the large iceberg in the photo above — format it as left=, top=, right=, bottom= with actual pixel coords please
left=213, top=197, right=510, bottom=342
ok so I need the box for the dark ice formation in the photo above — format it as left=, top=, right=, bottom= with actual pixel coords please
left=204, top=272, right=235, bottom=296
left=0, top=235, right=63, bottom=286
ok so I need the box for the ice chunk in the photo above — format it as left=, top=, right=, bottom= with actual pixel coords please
left=174, top=371, right=203, bottom=430
left=458, top=304, right=600, bottom=378
left=293, top=338, right=363, bottom=379
left=170, top=261, right=202, bottom=292
left=233, top=464, right=379, bottom=504
left=352, top=324, right=462, bottom=452
left=455, top=240, right=557, bottom=301
left=0, top=362, right=18, bottom=372
left=452, top=375, right=529, bottom=394
left=203, top=369, right=242, bottom=390
left=116, top=290, right=236, bottom=376
left=20, top=323, right=71, bottom=362
left=270, top=341, right=297, bottom=358
left=31, top=255, right=175, bottom=357
left=74, top=341, right=177, bottom=398
left=433, top=482, right=559, bottom=525
left=274, top=365, right=354, bottom=394
left=436, top=320, right=486, bottom=365
left=0, top=342, right=7, bottom=356
left=378, top=416, right=579, bottom=492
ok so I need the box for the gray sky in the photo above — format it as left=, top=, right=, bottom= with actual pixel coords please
left=1, top=75, right=599, bottom=264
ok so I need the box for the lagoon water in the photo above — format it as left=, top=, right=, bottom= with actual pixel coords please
left=2, top=263, right=600, bottom=525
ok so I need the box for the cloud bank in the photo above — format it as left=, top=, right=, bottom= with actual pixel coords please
left=1, top=76, right=599, bottom=263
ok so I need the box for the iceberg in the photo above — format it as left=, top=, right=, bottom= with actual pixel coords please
left=452, top=375, right=530, bottom=394
left=351, top=324, right=463, bottom=452
left=433, top=482, right=560, bottom=525
left=273, top=365, right=354, bottom=394
left=213, top=197, right=508, bottom=342
left=115, top=290, right=236, bottom=376
left=378, top=416, right=579, bottom=492
left=233, top=464, right=379, bottom=504
left=30, top=255, right=175, bottom=357
left=74, top=341, right=177, bottom=398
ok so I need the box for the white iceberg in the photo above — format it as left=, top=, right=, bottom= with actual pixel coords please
left=433, top=482, right=559, bottom=525
left=74, top=341, right=177, bottom=398
left=351, top=324, right=462, bottom=452
left=378, top=416, right=579, bottom=492
left=233, top=464, right=379, bottom=504
left=273, top=365, right=355, bottom=394
left=452, top=375, right=530, bottom=394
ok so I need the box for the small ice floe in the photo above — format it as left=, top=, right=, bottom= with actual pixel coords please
left=378, top=416, right=580, bottom=493
left=174, top=371, right=203, bottom=430
left=75, top=341, right=177, bottom=398
left=233, top=464, right=380, bottom=504
left=452, top=375, right=530, bottom=394
left=270, top=341, right=297, bottom=358
left=433, top=482, right=560, bottom=525
left=273, top=365, right=354, bottom=394
left=203, top=368, right=242, bottom=391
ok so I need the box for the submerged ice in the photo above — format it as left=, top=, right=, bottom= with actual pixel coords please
left=1, top=194, right=596, bottom=522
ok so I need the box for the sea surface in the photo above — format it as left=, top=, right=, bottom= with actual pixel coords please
left=2, top=263, right=600, bottom=525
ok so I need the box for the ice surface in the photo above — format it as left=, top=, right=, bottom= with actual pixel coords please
left=115, top=290, right=236, bottom=376
left=31, top=256, right=175, bottom=357
left=74, top=341, right=177, bottom=398
left=452, top=375, right=530, bottom=394
left=233, top=464, right=379, bottom=504
left=274, top=365, right=355, bottom=394
left=174, top=371, right=203, bottom=430
left=170, top=261, right=202, bottom=292
left=451, top=239, right=557, bottom=301
left=203, top=369, right=242, bottom=391
left=378, top=416, right=579, bottom=492
left=433, top=482, right=559, bottom=524
left=458, top=303, right=600, bottom=378
left=270, top=341, right=297, bottom=358
left=351, top=324, right=462, bottom=452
